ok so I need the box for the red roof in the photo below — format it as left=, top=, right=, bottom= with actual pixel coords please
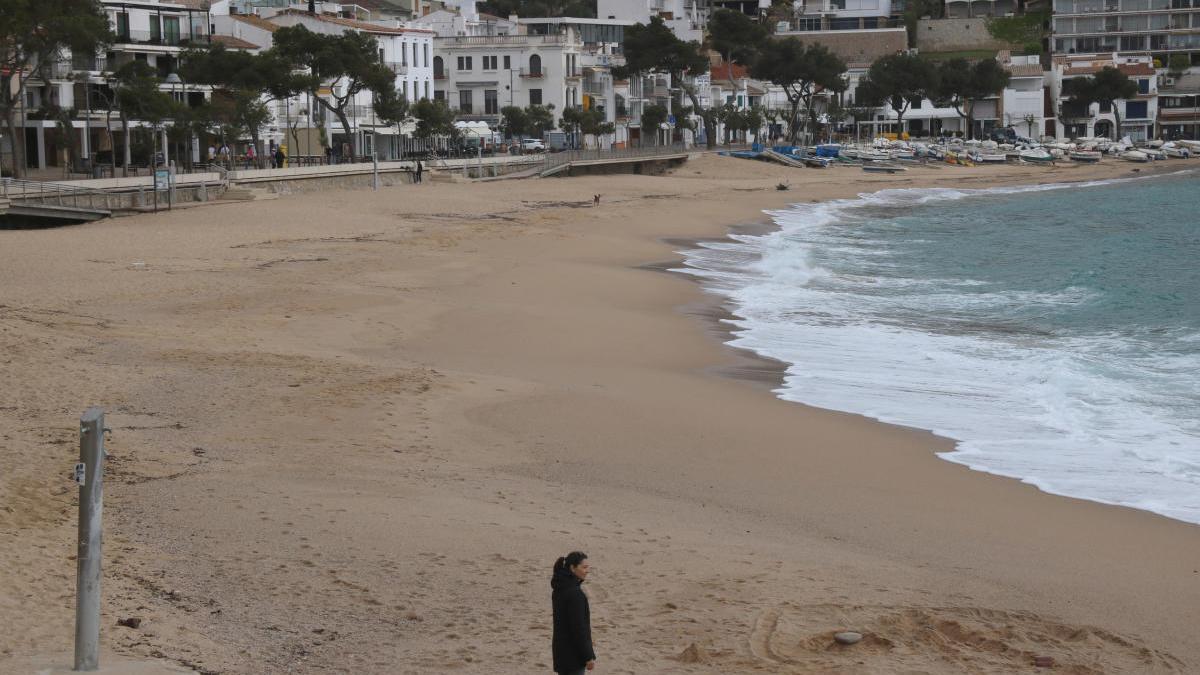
left=710, top=63, right=748, bottom=82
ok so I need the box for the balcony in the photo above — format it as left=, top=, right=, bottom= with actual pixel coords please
left=112, top=29, right=208, bottom=48
left=519, top=68, right=545, bottom=78
left=388, top=62, right=409, bottom=76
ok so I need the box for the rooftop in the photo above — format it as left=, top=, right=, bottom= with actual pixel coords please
left=211, top=34, right=261, bottom=50
left=230, top=14, right=280, bottom=33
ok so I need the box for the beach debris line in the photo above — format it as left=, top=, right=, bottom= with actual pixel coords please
left=834, top=631, right=863, bottom=645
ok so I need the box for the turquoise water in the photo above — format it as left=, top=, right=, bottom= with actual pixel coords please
left=679, top=170, right=1200, bottom=524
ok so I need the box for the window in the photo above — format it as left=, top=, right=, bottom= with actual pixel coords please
left=1099, top=100, right=1111, bottom=113
left=380, top=48, right=386, bottom=64
left=529, top=54, right=542, bottom=75
left=1137, top=78, right=1150, bottom=94
left=434, top=56, right=444, bottom=78
left=401, top=43, right=408, bottom=66
left=413, top=42, right=419, bottom=67
left=1126, top=100, right=1148, bottom=118
left=434, top=89, right=446, bottom=102
left=424, top=43, right=429, bottom=67
left=910, top=97, right=923, bottom=109
left=459, top=89, right=473, bottom=113
left=116, top=12, right=130, bottom=40
left=457, top=56, right=473, bottom=71
left=162, top=16, right=180, bottom=45
left=424, top=81, right=430, bottom=99
left=483, top=55, right=498, bottom=70
left=485, top=89, right=498, bottom=114
left=150, top=16, right=161, bottom=43
left=504, top=55, right=511, bottom=69
left=529, top=88, right=542, bottom=105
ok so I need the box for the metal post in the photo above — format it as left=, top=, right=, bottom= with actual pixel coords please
left=74, top=406, right=106, bottom=671
left=372, top=152, right=379, bottom=190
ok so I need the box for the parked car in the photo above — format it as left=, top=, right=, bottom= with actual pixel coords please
left=521, top=138, right=546, bottom=152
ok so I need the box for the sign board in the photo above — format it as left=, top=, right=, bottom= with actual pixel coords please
left=154, top=168, right=170, bottom=191
left=668, top=114, right=676, bottom=125
left=73, top=462, right=86, bottom=486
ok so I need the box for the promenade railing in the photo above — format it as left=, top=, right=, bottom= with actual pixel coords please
left=1, top=177, right=111, bottom=211
left=542, top=142, right=690, bottom=172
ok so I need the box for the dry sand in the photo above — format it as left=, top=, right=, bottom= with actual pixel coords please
left=1, top=155, right=1197, bottom=674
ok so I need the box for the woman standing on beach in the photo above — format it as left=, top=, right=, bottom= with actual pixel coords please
left=551, top=551, right=596, bottom=674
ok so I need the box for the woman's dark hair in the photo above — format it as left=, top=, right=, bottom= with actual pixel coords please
left=554, top=551, right=588, bottom=572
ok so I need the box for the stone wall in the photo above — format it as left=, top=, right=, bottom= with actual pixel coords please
left=785, top=29, right=909, bottom=67
left=915, top=19, right=1015, bottom=53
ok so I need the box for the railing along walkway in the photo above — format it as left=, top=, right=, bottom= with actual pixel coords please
left=542, top=143, right=691, bottom=174
left=1, top=177, right=113, bottom=212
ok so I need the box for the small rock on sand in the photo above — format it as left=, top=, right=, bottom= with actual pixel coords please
left=1034, top=655, right=1055, bottom=668
left=834, top=631, right=863, bottom=645
left=677, top=643, right=711, bottom=664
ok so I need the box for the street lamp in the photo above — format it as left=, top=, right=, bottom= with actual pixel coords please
left=164, top=72, right=182, bottom=166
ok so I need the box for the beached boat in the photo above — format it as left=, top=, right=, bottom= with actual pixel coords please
left=1069, top=150, right=1102, bottom=163
left=1019, top=148, right=1054, bottom=163
left=1176, top=139, right=1200, bottom=152
left=969, top=151, right=1008, bottom=164
left=1120, top=150, right=1150, bottom=163
left=862, top=164, right=907, bottom=174
left=1162, top=143, right=1191, bottom=158
left=804, top=157, right=831, bottom=168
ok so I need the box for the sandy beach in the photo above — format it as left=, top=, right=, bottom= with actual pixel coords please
left=2, top=155, right=1198, bottom=674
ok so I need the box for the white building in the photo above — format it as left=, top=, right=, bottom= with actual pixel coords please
left=596, top=0, right=708, bottom=42
left=999, top=53, right=1047, bottom=139
left=13, top=0, right=213, bottom=174
left=1050, top=53, right=1159, bottom=140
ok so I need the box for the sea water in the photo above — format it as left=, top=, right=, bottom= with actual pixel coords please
left=677, top=170, right=1200, bottom=525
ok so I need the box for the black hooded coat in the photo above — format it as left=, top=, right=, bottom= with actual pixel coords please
left=551, top=566, right=595, bottom=673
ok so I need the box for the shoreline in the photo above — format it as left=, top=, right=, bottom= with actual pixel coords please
left=1, top=155, right=1198, bottom=673
left=666, top=160, right=1200, bottom=530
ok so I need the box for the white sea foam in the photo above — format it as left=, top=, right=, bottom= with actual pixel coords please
left=674, top=173, right=1200, bottom=525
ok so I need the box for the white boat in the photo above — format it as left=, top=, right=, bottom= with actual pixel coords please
left=969, top=151, right=1008, bottom=164
left=1120, top=150, right=1150, bottom=163
left=1019, top=148, right=1054, bottom=163
left=1069, top=150, right=1102, bottom=163
left=860, top=150, right=892, bottom=162
left=1177, top=139, right=1200, bottom=152
left=1141, top=148, right=1167, bottom=160
left=1162, top=143, right=1191, bottom=158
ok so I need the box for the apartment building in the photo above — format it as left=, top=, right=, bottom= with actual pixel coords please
left=1051, top=0, right=1200, bottom=64
left=1050, top=53, right=1159, bottom=139
left=596, top=0, right=709, bottom=42
left=1156, top=71, right=1200, bottom=137
left=13, top=0, right=212, bottom=173
left=257, top=9, right=434, bottom=157
left=433, top=33, right=585, bottom=126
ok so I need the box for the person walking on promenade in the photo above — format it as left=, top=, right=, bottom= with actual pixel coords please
left=415, top=160, right=423, bottom=184
left=245, top=143, right=256, bottom=169
left=552, top=551, right=595, bottom=674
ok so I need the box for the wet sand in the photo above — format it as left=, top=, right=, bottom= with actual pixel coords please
left=1, top=155, right=1197, bottom=674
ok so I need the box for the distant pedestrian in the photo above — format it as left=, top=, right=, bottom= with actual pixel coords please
left=551, top=552, right=595, bottom=674
left=245, top=143, right=256, bottom=169
left=415, top=160, right=423, bottom=184
left=207, top=144, right=216, bottom=163
left=274, top=146, right=286, bottom=169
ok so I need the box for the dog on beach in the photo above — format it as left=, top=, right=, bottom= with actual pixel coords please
left=593, top=194, right=601, bottom=207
